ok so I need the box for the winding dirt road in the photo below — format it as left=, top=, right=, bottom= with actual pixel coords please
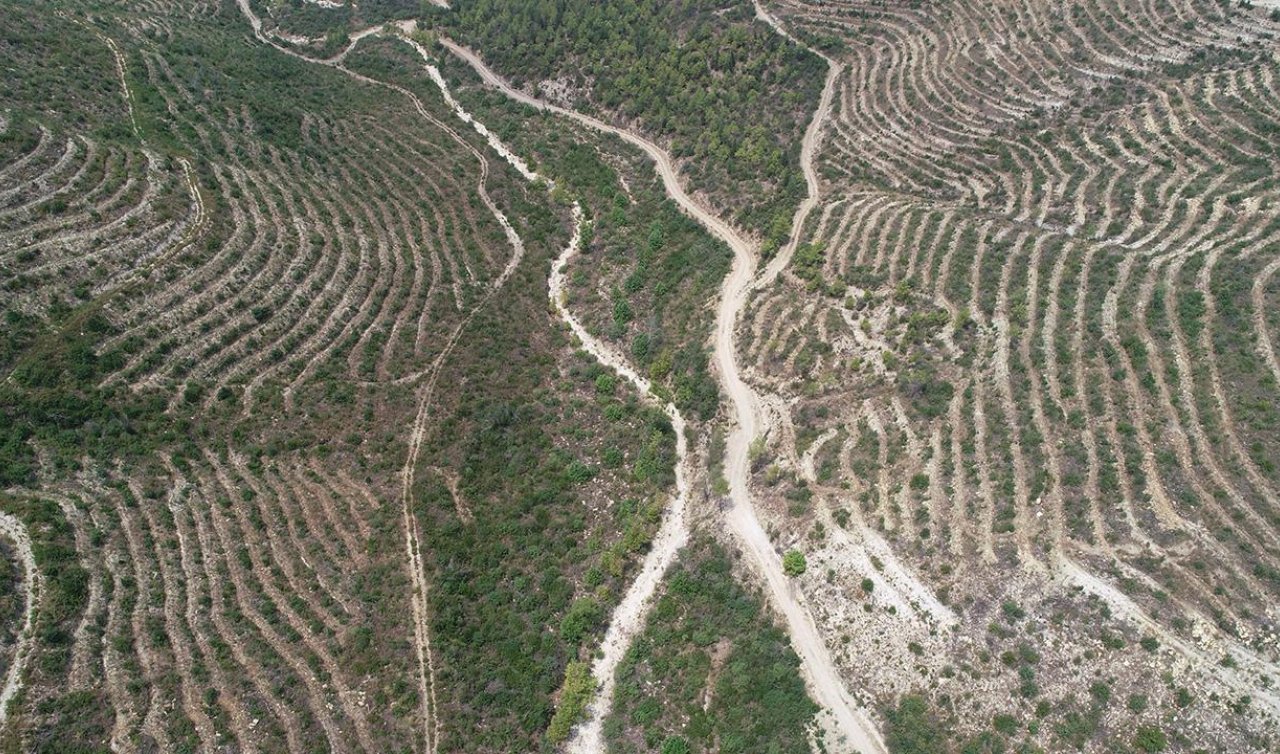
left=402, top=42, right=696, bottom=751
left=0, top=511, right=38, bottom=732
left=751, top=1, right=843, bottom=291
left=547, top=205, right=693, bottom=754
left=441, top=36, right=889, bottom=754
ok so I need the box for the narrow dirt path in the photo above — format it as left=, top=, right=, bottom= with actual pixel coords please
left=399, top=41, right=698, bottom=751
left=751, top=1, right=843, bottom=290
left=98, top=29, right=143, bottom=144
left=232, top=7, right=529, bottom=752
left=548, top=206, right=693, bottom=754
left=441, top=36, right=889, bottom=754
left=0, top=511, right=38, bottom=733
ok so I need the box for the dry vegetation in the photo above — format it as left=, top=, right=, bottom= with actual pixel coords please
left=741, top=0, right=1280, bottom=750
left=5, top=0, right=1280, bottom=752
left=0, top=1, right=689, bottom=751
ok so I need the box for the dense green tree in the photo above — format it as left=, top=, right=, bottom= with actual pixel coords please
left=439, top=0, right=823, bottom=233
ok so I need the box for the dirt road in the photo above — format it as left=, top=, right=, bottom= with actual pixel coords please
left=442, top=37, right=889, bottom=754
left=0, top=511, right=38, bottom=732
left=547, top=205, right=693, bottom=753
left=751, top=1, right=843, bottom=290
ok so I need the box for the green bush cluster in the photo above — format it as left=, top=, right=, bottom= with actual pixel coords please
left=546, top=661, right=596, bottom=743
left=607, top=539, right=817, bottom=753
left=441, top=0, right=824, bottom=233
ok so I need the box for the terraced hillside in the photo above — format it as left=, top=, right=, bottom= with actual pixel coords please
left=0, top=1, right=720, bottom=751
left=740, top=0, right=1280, bottom=750
left=5, top=0, right=1280, bottom=753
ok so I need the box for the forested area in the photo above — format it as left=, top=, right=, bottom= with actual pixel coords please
left=426, top=53, right=734, bottom=422
left=605, top=539, right=817, bottom=753
left=570, top=167, right=730, bottom=421
left=435, top=0, right=825, bottom=240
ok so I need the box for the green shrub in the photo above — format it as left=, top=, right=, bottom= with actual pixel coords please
left=560, top=596, right=604, bottom=646
left=1134, top=726, right=1168, bottom=752
left=547, top=661, right=596, bottom=743
left=885, top=695, right=947, bottom=754
left=565, top=459, right=595, bottom=484
left=1089, top=681, right=1111, bottom=706
left=992, top=713, right=1018, bottom=735
left=782, top=550, right=806, bottom=577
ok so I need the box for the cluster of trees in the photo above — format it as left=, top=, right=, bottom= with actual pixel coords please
left=606, top=539, right=817, bottom=753
left=254, top=0, right=433, bottom=49
left=575, top=160, right=730, bottom=420
left=0, top=305, right=180, bottom=488
left=441, top=0, right=824, bottom=232
left=612, top=213, right=726, bottom=420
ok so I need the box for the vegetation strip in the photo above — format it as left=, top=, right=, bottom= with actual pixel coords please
left=438, top=32, right=889, bottom=754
